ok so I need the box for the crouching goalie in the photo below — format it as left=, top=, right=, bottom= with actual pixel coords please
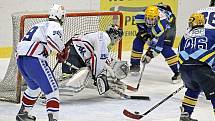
left=60, top=24, right=129, bottom=96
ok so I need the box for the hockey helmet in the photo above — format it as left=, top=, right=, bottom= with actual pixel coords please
left=49, top=4, right=66, bottom=25
left=145, top=6, right=159, bottom=27
left=106, top=24, right=123, bottom=45
left=188, top=13, right=205, bottom=28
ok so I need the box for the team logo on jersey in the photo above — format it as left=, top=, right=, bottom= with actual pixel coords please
left=76, top=45, right=86, bottom=56
left=53, top=30, right=62, bottom=38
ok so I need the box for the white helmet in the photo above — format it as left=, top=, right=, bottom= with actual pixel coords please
left=49, top=4, right=66, bottom=25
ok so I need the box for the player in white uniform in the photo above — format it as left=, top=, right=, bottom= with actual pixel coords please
left=16, top=4, right=67, bottom=121
left=61, top=24, right=127, bottom=95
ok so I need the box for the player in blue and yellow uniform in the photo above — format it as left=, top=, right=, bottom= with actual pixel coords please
left=179, top=13, right=215, bottom=121
left=130, top=5, right=180, bottom=83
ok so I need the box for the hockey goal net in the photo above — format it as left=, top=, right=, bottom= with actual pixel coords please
left=0, top=11, right=123, bottom=103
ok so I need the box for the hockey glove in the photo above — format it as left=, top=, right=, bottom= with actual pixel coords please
left=142, top=49, right=159, bottom=64
left=56, top=47, right=69, bottom=63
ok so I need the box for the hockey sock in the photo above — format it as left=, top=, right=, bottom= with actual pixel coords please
left=165, top=54, right=178, bottom=73
left=20, top=88, right=40, bottom=113
left=46, top=91, right=59, bottom=120
left=182, top=88, right=200, bottom=116
left=210, top=98, right=215, bottom=116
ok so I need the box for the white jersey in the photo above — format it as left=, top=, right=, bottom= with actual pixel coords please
left=197, top=7, right=215, bottom=29
left=16, top=21, right=65, bottom=61
left=72, top=31, right=111, bottom=77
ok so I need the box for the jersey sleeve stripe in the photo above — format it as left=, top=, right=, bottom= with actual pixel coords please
left=199, top=51, right=215, bottom=62
left=28, top=42, right=40, bottom=56
left=47, top=36, right=61, bottom=52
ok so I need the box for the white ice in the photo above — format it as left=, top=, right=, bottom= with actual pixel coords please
left=0, top=52, right=214, bottom=121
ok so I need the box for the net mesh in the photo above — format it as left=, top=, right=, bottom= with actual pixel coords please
left=0, top=11, right=123, bottom=103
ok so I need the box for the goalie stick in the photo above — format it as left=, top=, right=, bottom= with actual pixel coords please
left=110, top=86, right=150, bottom=100
left=127, top=61, right=147, bottom=92
left=123, top=85, right=184, bottom=120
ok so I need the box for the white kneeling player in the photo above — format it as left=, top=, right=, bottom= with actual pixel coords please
left=60, top=24, right=128, bottom=96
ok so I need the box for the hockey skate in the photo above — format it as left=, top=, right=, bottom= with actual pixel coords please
left=172, top=72, right=181, bottom=84
left=130, top=64, right=140, bottom=73
left=48, top=113, right=57, bottom=121
left=16, top=111, right=36, bottom=121
left=179, top=107, right=198, bottom=121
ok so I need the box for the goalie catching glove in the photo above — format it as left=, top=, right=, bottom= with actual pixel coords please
left=108, top=60, right=129, bottom=80
left=96, top=60, right=129, bottom=95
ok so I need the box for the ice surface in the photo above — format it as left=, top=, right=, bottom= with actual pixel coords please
left=0, top=58, right=9, bottom=81
left=0, top=52, right=213, bottom=121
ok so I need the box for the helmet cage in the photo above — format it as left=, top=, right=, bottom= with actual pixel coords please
left=106, top=24, right=123, bottom=45
left=145, top=16, right=159, bottom=27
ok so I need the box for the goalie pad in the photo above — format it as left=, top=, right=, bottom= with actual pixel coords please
left=64, top=67, right=90, bottom=91
left=109, top=60, right=129, bottom=80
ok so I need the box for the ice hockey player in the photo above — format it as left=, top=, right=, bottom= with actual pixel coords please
left=129, top=4, right=180, bottom=84
left=178, top=13, right=215, bottom=121
left=61, top=24, right=128, bottom=95
left=16, top=4, right=67, bottom=121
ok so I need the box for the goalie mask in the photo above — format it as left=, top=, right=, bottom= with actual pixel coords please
left=49, top=4, right=66, bottom=26
left=106, top=24, right=123, bottom=45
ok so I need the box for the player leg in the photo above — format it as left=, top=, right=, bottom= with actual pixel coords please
left=130, top=36, right=145, bottom=73
left=192, top=63, right=215, bottom=118
left=126, top=36, right=146, bottom=86
left=179, top=64, right=200, bottom=121
left=29, top=59, right=60, bottom=121
left=16, top=56, right=41, bottom=121
left=161, top=45, right=180, bottom=83
left=20, top=57, right=59, bottom=121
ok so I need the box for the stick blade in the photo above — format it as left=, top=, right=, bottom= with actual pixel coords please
left=123, top=109, right=143, bottom=120
left=127, top=85, right=138, bottom=92
left=130, top=95, right=150, bottom=100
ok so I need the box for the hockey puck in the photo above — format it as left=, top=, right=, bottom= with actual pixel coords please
left=134, top=111, right=140, bottom=114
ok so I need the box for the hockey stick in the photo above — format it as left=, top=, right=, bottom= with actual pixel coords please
left=53, top=60, right=60, bottom=72
left=123, top=85, right=184, bottom=119
left=127, top=61, right=147, bottom=92
left=110, top=86, right=150, bottom=100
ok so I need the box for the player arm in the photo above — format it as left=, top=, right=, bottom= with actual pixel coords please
left=47, top=26, right=69, bottom=62
left=134, top=15, right=152, bottom=42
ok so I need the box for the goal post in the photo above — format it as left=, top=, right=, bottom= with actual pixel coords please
left=0, top=11, right=123, bottom=103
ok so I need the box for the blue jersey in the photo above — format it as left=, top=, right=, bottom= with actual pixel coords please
left=197, top=7, right=215, bottom=29
left=179, top=27, right=215, bottom=68
left=134, top=8, right=170, bottom=52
